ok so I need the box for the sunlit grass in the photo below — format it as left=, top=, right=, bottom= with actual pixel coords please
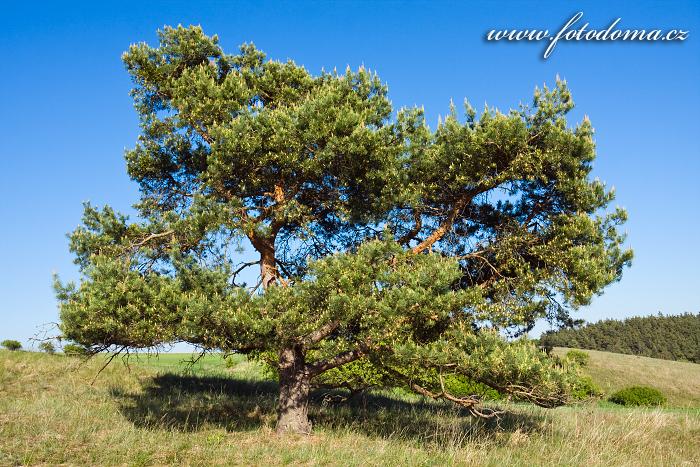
left=1, top=350, right=698, bottom=466
left=554, top=347, right=700, bottom=407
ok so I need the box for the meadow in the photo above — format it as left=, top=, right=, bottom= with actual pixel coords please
left=553, top=347, right=700, bottom=407
left=1, top=348, right=698, bottom=466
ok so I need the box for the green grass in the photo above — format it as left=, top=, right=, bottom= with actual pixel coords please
left=1, top=349, right=699, bottom=466
left=554, top=347, right=700, bottom=407
left=125, top=352, right=242, bottom=375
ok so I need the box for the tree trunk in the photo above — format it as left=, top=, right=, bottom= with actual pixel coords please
left=251, top=236, right=279, bottom=289
left=260, top=246, right=278, bottom=289
left=276, top=346, right=312, bottom=435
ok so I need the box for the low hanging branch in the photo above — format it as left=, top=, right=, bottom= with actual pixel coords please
left=382, top=365, right=504, bottom=419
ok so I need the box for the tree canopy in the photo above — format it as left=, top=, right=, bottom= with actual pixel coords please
left=55, top=25, right=632, bottom=434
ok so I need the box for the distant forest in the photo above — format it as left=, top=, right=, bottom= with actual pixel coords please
left=539, top=313, right=700, bottom=363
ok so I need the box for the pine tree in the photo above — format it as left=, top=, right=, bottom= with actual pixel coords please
left=55, top=26, right=632, bottom=434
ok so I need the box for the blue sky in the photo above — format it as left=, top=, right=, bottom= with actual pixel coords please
left=1, top=1, right=698, bottom=348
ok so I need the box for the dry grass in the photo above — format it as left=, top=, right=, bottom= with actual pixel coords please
left=1, top=350, right=699, bottom=466
left=554, top=347, right=700, bottom=407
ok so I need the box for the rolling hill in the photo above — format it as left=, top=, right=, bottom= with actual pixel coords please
left=554, top=347, right=700, bottom=407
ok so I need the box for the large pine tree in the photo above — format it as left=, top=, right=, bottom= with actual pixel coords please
left=55, top=26, right=632, bottom=434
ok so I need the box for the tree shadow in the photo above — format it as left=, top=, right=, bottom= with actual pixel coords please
left=110, top=374, right=279, bottom=432
left=310, top=389, right=548, bottom=445
left=111, top=373, right=549, bottom=446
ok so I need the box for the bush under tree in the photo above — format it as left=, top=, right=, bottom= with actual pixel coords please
left=54, top=26, right=632, bottom=435
left=570, top=375, right=601, bottom=400
left=565, top=349, right=590, bottom=367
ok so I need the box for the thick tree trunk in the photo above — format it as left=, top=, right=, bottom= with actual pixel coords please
left=259, top=245, right=278, bottom=289
left=276, top=346, right=312, bottom=435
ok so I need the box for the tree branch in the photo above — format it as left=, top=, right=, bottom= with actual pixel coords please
left=384, top=366, right=504, bottom=418
left=412, top=197, right=469, bottom=254
left=398, top=209, right=423, bottom=246
left=306, top=343, right=368, bottom=376
left=133, top=230, right=175, bottom=248
left=301, top=320, right=340, bottom=349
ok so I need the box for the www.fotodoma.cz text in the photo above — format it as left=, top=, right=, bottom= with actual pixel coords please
left=486, top=12, right=689, bottom=59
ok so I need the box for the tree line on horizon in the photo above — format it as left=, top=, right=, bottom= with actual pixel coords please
left=540, top=312, right=700, bottom=363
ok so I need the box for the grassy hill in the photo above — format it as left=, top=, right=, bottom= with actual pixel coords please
left=543, top=313, right=700, bottom=363
left=554, top=347, right=700, bottom=407
left=1, top=349, right=699, bottom=465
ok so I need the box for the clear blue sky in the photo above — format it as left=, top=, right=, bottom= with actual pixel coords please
left=1, top=1, right=698, bottom=348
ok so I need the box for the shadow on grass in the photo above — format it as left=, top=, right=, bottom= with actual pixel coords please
left=111, top=373, right=548, bottom=445
left=110, top=374, right=279, bottom=432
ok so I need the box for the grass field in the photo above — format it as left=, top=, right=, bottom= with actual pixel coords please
left=121, top=352, right=246, bottom=375
left=1, top=349, right=699, bottom=466
left=554, top=347, right=700, bottom=407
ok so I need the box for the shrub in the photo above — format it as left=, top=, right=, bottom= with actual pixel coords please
left=1, top=339, right=22, bottom=351
left=570, top=375, right=602, bottom=400
left=609, top=386, right=666, bottom=407
left=565, top=349, right=590, bottom=367
left=442, top=375, right=504, bottom=401
left=38, top=342, right=56, bottom=354
left=63, top=343, right=89, bottom=356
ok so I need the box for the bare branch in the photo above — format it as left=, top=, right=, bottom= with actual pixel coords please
left=133, top=230, right=175, bottom=248
left=232, top=260, right=260, bottom=278
left=91, top=346, right=126, bottom=385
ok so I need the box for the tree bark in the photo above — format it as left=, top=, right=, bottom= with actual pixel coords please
left=259, top=243, right=278, bottom=289
left=412, top=197, right=469, bottom=254
left=249, top=233, right=279, bottom=289
left=276, top=345, right=312, bottom=435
